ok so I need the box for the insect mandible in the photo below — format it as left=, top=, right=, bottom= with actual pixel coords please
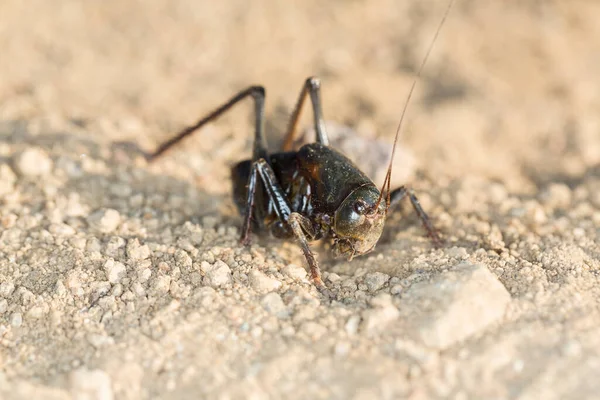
left=147, top=2, right=453, bottom=297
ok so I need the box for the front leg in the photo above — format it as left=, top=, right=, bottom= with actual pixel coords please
left=243, top=159, right=332, bottom=298
left=288, top=213, right=333, bottom=297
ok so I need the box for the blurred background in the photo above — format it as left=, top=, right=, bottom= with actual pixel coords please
left=1, top=0, right=599, bottom=192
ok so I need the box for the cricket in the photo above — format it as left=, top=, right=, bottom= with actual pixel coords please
left=147, top=2, right=453, bottom=297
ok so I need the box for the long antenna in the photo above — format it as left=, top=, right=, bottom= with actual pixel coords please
left=373, top=0, right=455, bottom=212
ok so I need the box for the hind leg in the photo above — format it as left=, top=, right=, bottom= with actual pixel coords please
left=148, top=85, right=271, bottom=243
left=148, top=86, right=269, bottom=162
left=282, top=77, right=330, bottom=151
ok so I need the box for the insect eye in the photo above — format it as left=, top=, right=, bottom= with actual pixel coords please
left=353, top=201, right=367, bottom=214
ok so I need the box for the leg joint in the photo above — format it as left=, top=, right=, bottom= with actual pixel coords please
left=249, top=86, right=266, bottom=99
left=305, top=77, right=321, bottom=90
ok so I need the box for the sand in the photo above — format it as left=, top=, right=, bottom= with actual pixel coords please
left=1, top=0, right=600, bottom=398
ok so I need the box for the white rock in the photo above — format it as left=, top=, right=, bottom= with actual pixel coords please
left=345, top=315, right=361, bottom=335
left=13, top=147, right=53, bottom=177
left=10, top=312, right=23, bottom=327
left=200, top=260, right=233, bottom=288
left=364, top=272, right=390, bottom=292
left=403, top=263, right=511, bottom=350
left=104, top=259, right=127, bottom=284
left=282, top=264, right=308, bottom=281
left=69, top=368, right=114, bottom=400
left=0, top=282, right=15, bottom=297
left=126, top=238, right=151, bottom=260
left=361, top=301, right=400, bottom=336
left=248, top=270, right=282, bottom=293
left=300, top=321, right=328, bottom=341
left=87, top=209, right=121, bottom=233
left=87, top=333, right=115, bottom=349
left=260, top=292, right=288, bottom=318
left=0, top=163, right=16, bottom=195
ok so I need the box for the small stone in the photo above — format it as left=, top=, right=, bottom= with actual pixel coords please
left=49, top=223, right=76, bottom=236
left=0, top=282, right=15, bottom=297
left=446, top=247, right=468, bottom=259
left=390, top=284, right=403, bottom=295
left=26, top=305, right=46, bottom=319
left=361, top=302, right=399, bottom=336
left=13, top=147, right=53, bottom=177
left=69, top=368, right=114, bottom=400
left=539, top=183, right=572, bottom=209
left=152, top=276, right=172, bottom=294
left=403, top=263, right=511, bottom=350
left=104, top=259, right=127, bottom=284
left=137, top=268, right=152, bottom=283
left=282, top=264, right=308, bottom=281
left=0, top=299, right=7, bottom=313
left=260, top=292, right=288, bottom=318
left=126, top=239, right=151, bottom=260
left=248, top=270, right=282, bottom=293
left=87, top=209, right=121, bottom=233
left=345, top=315, right=361, bottom=335
left=364, top=272, right=390, bottom=292
left=87, top=333, right=115, bottom=349
left=334, top=340, right=352, bottom=357
left=105, top=237, right=125, bottom=257
left=300, top=321, right=328, bottom=341
left=174, top=249, right=193, bottom=269
left=10, top=312, right=23, bottom=327
left=200, top=260, right=233, bottom=288
left=0, top=163, right=16, bottom=195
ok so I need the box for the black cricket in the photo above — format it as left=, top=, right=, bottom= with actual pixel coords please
left=147, top=77, right=441, bottom=295
left=147, top=3, right=452, bottom=296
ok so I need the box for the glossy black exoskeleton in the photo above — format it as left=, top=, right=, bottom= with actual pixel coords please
left=147, top=2, right=452, bottom=297
left=148, top=77, right=441, bottom=296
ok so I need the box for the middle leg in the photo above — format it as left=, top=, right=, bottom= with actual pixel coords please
left=389, top=185, right=442, bottom=246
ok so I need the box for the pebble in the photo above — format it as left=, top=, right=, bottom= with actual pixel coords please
left=27, top=305, right=46, bottom=319
left=344, top=315, right=361, bottom=335
left=334, top=340, right=352, bottom=357
left=137, top=268, right=152, bottom=283
left=126, top=239, right=151, bottom=260
left=86, top=333, right=115, bottom=349
left=0, top=282, right=15, bottom=297
left=87, top=209, right=121, bottom=233
left=361, top=297, right=400, bottom=336
left=104, top=259, right=127, bottom=284
left=300, top=321, right=328, bottom=341
left=282, top=264, right=308, bottom=282
left=403, top=263, right=511, bottom=350
left=364, top=272, right=390, bottom=292
left=0, top=163, right=16, bottom=195
left=49, top=223, right=76, bottom=236
left=260, top=292, right=289, bottom=318
left=13, top=147, right=53, bottom=177
left=390, top=284, right=403, bottom=295
left=538, top=183, right=572, bottom=209
left=200, top=260, right=233, bottom=288
left=152, top=276, right=172, bottom=294
left=10, top=312, right=23, bottom=327
left=248, top=270, right=282, bottom=293
left=69, top=368, right=114, bottom=400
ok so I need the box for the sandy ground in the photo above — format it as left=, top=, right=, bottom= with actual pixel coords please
left=1, top=0, right=600, bottom=399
